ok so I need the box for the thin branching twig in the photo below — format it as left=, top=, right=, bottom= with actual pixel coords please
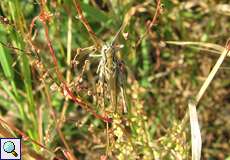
left=29, top=0, right=112, bottom=123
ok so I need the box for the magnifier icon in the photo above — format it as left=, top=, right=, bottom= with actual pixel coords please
left=3, top=141, right=18, bottom=157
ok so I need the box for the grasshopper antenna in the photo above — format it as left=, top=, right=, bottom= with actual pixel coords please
left=111, top=24, right=123, bottom=47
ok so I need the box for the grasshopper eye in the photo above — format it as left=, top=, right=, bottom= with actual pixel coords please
left=102, top=46, right=108, bottom=53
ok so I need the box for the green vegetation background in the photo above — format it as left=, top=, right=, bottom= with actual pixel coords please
left=0, top=0, right=229, bottom=159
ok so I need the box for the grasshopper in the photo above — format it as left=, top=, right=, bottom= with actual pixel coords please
left=96, top=26, right=128, bottom=113
left=72, top=24, right=128, bottom=113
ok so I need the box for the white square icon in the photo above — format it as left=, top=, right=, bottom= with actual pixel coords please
left=0, top=138, right=21, bottom=160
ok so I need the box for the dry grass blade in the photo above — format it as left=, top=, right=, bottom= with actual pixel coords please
left=0, top=123, right=14, bottom=137
left=166, top=41, right=225, bottom=55
left=188, top=99, right=201, bottom=160
left=195, top=47, right=229, bottom=102
left=182, top=44, right=230, bottom=158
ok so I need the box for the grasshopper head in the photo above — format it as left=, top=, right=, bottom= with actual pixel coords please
left=101, top=43, right=113, bottom=56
